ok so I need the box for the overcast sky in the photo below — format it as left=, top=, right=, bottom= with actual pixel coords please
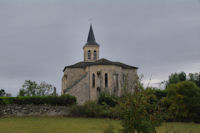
left=0, top=0, right=200, bottom=96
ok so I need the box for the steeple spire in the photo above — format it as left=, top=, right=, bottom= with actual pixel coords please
left=87, top=24, right=96, bottom=42
left=85, top=25, right=99, bottom=45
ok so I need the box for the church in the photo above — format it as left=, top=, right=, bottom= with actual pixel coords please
left=62, top=25, right=138, bottom=104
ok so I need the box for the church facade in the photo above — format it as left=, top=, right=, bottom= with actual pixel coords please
left=62, top=25, right=138, bottom=104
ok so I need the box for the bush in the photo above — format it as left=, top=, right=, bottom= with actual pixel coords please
left=0, top=98, right=4, bottom=105
left=0, top=94, right=76, bottom=106
left=154, top=89, right=167, bottom=100
left=165, top=81, right=200, bottom=123
left=104, top=125, right=115, bottom=133
left=69, top=101, right=121, bottom=118
left=98, top=92, right=118, bottom=107
left=70, top=101, right=103, bottom=117
left=120, top=90, right=162, bottom=133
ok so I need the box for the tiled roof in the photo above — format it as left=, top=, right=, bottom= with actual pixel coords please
left=63, top=58, right=138, bottom=72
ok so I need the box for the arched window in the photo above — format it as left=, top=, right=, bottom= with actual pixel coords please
left=92, top=73, right=95, bottom=88
left=93, top=50, right=97, bottom=60
left=105, top=73, right=108, bottom=88
left=88, top=50, right=91, bottom=59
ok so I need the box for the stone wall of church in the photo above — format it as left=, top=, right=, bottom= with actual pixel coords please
left=62, top=65, right=138, bottom=104
left=121, top=69, right=138, bottom=93
left=62, top=68, right=86, bottom=93
left=66, top=73, right=90, bottom=105
left=86, top=65, right=123, bottom=100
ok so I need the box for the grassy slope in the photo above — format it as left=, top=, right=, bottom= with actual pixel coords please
left=0, top=117, right=200, bottom=133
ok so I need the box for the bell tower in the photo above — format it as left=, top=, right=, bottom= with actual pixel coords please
left=83, top=25, right=99, bottom=62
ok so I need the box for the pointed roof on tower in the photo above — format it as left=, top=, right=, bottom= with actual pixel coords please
left=85, top=25, right=99, bottom=46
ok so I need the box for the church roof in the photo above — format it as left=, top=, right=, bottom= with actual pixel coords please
left=84, top=25, right=99, bottom=46
left=63, top=58, right=138, bottom=72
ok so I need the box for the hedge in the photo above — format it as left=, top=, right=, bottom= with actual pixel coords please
left=0, top=94, right=76, bottom=106
left=69, top=101, right=121, bottom=119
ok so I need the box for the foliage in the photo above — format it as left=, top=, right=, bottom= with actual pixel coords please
left=0, top=89, right=6, bottom=97
left=18, top=80, right=55, bottom=96
left=165, top=81, right=200, bottom=123
left=69, top=101, right=102, bottom=117
left=0, top=98, right=3, bottom=105
left=160, top=71, right=200, bottom=122
left=98, top=91, right=118, bottom=107
left=104, top=125, right=115, bottom=133
left=164, top=72, right=200, bottom=89
left=72, top=101, right=103, bottom=117
left=120, top=87, right=162, bottom=133
left=153, top=89, right=167, bottom=100
left=165, top=72, right=186, bottom=88
left=69, top=101, right=121, bottom=119
left=188, top=72, right=200, bottom=88
left=0, top=89, right=11, bottom=97
left=0, top=94, right=76, bottom=106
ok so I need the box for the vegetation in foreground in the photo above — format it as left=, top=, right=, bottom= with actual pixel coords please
left=0, top=117, right=200, bottom=133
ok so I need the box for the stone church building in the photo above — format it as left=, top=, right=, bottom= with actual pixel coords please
left=62, top=25, right=138, bottom=104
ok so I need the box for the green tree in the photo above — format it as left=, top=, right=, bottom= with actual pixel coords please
left=165, top=72, right=186, bottom=88
left=120, top=87, right=162, bottom=133
left=0, top=89, right=11, bottom=97
left=166, top=81, right=200, bottom=122
left=188, top=72, right=200, bottom=88
left=18, top=80, right=54, bottom=96
left=37, top=81, right=55, bottom=96
left=0, top=89, right=6, bottom=96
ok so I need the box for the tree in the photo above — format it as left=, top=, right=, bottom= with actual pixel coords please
left=188, top=72, right=200, bottom=88
left=165, top=72, right=186, bottom=88
left=120, top=85, right=162, bottom=133
left=0, top=89, right=11, bottom=97
left=18, top=80, right=55, bottom=96
left=37, top=81, right=55, bottom=96
left=166, top=81, right=200, bottom=122
left=0, top=89, right=6, bottom=96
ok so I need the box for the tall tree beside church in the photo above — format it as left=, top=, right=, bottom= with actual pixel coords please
left=0, top=89, right=6, bottom=96
left=18, top=80, right=55, bottom=96
left=0, top=89, right=11, bottom=97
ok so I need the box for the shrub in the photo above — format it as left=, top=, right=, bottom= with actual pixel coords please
left=98, top=92, right=118, bottom=107
left=166, top=81, right=200, bottom=123
left=120, top=89, right=162, bottom=133
left=70, top=101, right=103, bottom=117
left=0, top=98, right=4, bottom=105
left=0, top=94, right=76, bottom=106
left=154, top=89, right=167, bottom=100
left=104, top=125, right=115, bottom=133
left=83, top=101, right=103, bottom=117
left=69, top=104, right=87, bottom=117
left=108, top=105, right=121, bottom=119
left=69, top=100, right=121, bottom=119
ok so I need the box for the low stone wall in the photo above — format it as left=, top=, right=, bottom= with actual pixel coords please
left=0, top=104, right=70, bottom=117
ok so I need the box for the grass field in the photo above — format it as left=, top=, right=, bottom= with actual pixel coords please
left=0, top=117, right=200, bottom=133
